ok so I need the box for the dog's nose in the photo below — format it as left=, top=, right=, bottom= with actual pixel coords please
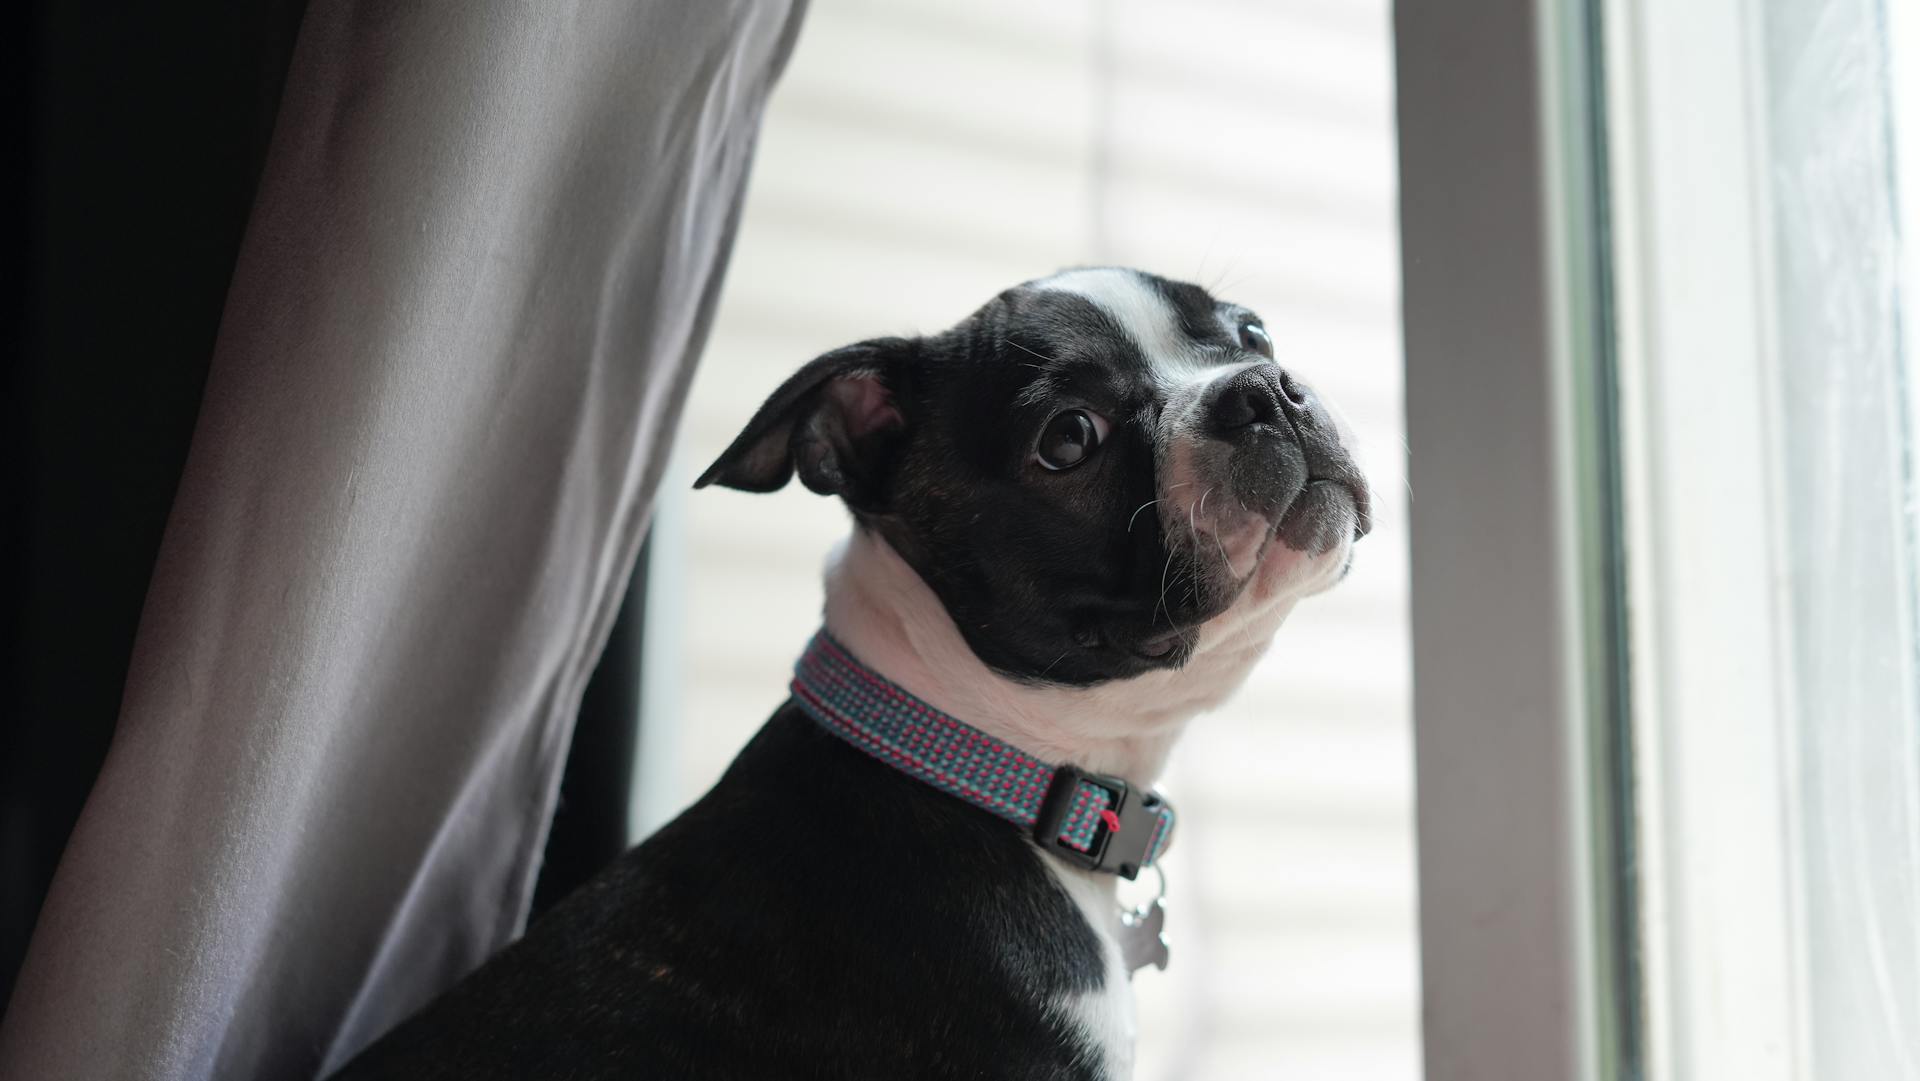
left=1207, top=367, right=1280, bottom=433
left=1206, top=365, right=1310, bottom=436
left=1275, top=367, right=1312, bottom=412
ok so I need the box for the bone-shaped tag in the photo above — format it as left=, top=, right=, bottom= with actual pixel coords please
left=1118, top=897, right=1170, bottom=976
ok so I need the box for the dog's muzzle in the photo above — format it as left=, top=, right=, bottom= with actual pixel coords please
left=1200, top=362, right=1372, bottom=549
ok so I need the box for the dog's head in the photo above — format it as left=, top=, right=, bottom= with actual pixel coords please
left=698, top=267, right=1370, bottom=686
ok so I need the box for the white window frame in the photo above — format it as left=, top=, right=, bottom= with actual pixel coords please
left=1406, top=0, right=1920, bottom=1078
left=1395, top=1, right=1618, bottom=1078
left=1601, top=0, right=1806, bottom=1076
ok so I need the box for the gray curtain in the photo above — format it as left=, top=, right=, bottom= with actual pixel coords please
left=0, top=2, right=805, bottom=1076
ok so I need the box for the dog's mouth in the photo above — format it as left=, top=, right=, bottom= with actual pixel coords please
left=1163, top=463, right=1371, bottom=634
left=1133, top=404, right=1372, bottom=665
left=1331, top=471, right=1375, bottom=538
left=1276, top=474, right=1373, bottom=553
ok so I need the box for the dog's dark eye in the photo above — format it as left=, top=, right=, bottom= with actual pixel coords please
left=1239, top=321, right=1273, bottom=358
left=1035, top=409, right=1108, bottom=471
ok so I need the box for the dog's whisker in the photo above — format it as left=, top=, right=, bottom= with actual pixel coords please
left=1126, top=499, right=1162, bottom=533
left=1154, top=546, right=1177, bottom=628
left=1213, top=530, right=1237, bottom=579
left=1001, top=338, right=1059, bottom=366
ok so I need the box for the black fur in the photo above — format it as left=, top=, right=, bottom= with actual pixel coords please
left=329, top=707, right=1109, bottom=1080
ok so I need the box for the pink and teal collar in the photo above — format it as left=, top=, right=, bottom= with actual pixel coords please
left=791, top=630, right=1176, bottom=878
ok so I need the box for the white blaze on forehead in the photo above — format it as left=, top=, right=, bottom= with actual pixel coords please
left=1033, top=268, right=1212, bottom=382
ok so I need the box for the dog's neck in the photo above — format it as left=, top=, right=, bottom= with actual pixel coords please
left=823, top=529, right=1292, bottom=790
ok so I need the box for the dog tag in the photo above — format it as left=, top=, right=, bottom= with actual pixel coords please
left=1118, top=897, right=1170, bottom=976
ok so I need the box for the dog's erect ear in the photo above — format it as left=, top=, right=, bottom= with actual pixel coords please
left=694, top=338, right=912, bottom=503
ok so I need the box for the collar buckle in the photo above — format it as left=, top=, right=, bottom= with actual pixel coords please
left=1033, top=765, right=1166, bottom=880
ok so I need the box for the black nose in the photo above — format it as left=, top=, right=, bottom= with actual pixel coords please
left=1206, top=365, right=1308, bottom=436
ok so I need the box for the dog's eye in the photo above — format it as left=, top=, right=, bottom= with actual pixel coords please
left=1239, top=321, right=1274, bottom=358
left=1035, top=409, right=1109, bottom=471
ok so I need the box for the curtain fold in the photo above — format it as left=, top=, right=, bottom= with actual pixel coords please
left=0, top=3, right=805, bottom=1076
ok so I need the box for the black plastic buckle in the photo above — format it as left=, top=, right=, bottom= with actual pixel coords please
left=1032, top=765, right=1164, bottom=880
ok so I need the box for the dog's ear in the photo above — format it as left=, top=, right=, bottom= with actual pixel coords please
left=694, top=338, right=912, bottom=504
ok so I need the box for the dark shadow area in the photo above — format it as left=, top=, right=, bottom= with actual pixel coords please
left=5, top=0, right=312, bottom=1013
left=531, top=542, right=647, bottom=919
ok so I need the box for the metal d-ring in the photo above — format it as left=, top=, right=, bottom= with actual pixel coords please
left=1121, top=863, right=1168, bottom=924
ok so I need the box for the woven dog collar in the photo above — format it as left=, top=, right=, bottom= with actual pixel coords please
left=791, top=630, right=1175, bottom=879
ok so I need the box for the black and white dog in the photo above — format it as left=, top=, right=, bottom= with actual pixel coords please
left=331, top=267, right=1370, bottom=1080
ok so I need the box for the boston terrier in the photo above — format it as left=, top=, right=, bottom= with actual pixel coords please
left=329, top=267, right=1371, bottom=1080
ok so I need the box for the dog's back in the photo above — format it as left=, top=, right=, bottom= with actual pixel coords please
left=328, top=706, right=1111, bottom=1081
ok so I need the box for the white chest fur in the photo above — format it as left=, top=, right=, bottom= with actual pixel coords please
left=1041, top=859, right=1138, bottom=1081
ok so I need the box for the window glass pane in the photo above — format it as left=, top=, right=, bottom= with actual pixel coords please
left=1762, top=0, right=1920, bottom=1074
left=1612, top=0, right=1920, bottom=1076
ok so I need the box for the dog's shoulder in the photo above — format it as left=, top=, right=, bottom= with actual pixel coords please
left=328, top=705, right=1116, bottom=1081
